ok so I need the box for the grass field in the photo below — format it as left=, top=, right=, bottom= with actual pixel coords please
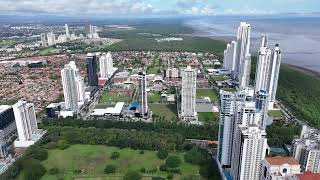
left=99, top=91, right=133, bottom=103
left=149, top=103, right=177, bottom=121
left=148, top=91, right=162, bottom=103
left=197, top=112, right=219, bottom=124
left=196, top=89, right=219, bottom=102
left=37, top=48, right=61, bottom=56
left=40, top=144, right=200, bottom=180
left=268, top=110, right=284, bottom=118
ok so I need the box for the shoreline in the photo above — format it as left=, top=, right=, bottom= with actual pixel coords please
left=284, top=63, right=320, bottom=78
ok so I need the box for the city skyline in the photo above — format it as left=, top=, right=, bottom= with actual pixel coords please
left=0, top=0, right=319, bottom=16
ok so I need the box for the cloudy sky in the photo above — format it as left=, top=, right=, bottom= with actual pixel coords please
left=0, top=0, right=319, bottom=16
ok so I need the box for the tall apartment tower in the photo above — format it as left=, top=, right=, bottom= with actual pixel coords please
left=61, top=64, right=79, bottom=112
left=268, top=44, right=282, bottom=102
left=231, top=125, right=267, bottom=180
left=65, top=24, right=69, bottom=36
left=223, top=41, right=238, bottom=73
left=138, top=72, right=148, bottom=117
left=181, top=66, right=197, bottom=121
left=255, top=46, right=272, bottom=93
left=40, top=33, right=46, bottom=47
left=236, top=22, right=251, bottom=87
left=99, top=52, right=114, bottom=79
left=47, top=32, right=56, bottom=46
left=86, top=53, right=99, bottom=86
left=13, top=101, right=38, bottom=142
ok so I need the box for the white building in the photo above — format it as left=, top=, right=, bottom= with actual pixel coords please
left=292, top=125, right=320, bottom=173
left=236, top=22, right=251, bottom=87
left=260, top=156, right=301, bottom=180
left=65, top=24, right=70, bottom=37
left=47, top=32, right=56, bottom=46
left=223, top=41, right=238, bottom=74
left=13, top=101, right=39, bottom=147
left=180, top=66, right=197, bottom=121
left=99, top=52, right=114, bottom=79
left=61, top=62, right=80, bottom=112
left=231, top=125, right=268, bottom=180
left=218, top=88, right=254, bottom=167
left=166, top=68, right=179, bottom=79
left=254, top=35, right=282, bottom=109
left=138, top=72, right=148, bottom=117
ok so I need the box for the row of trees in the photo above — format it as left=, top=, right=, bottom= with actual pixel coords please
left=42, top=118, right=218, bottom=140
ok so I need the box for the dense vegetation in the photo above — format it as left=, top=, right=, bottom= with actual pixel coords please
left=266, top=122, right=301, bottom=147
left=41, top=118, right=218, bottom=140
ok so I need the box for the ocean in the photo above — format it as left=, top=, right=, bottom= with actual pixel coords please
left=184, top=16, right=320, bottom=72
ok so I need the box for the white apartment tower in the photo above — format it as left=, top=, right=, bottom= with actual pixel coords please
left=65, top=24, right=70, bottom=36
left=236, top=22, right=251, bottom=87
left=223, top=41, right=238, bottom=73
left=231, top=125, right=268, bottom=180
left=99, top=52, right=114, bottom=79
left=268, top=44, right=282, bottom=102
left=255, top=46, right=272, bottom=94
left=292, top=125, right=320, bottom=173
left=181, top=66, right=197, bottom=121
left=61, top=63, right=79, bottom=112
left=47, top=32, right=56, bottom=46
left=13, top=101, right=38, bottom=147
left=138, top=72, right=148, bottom=117
left=40, top=33, right=46, bottom=47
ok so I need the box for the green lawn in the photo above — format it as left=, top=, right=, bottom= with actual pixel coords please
left=40, top=144, right=200, bottom=180
left=37, top=48, right=61, bottom=56
left=211, top=75, right=227, bottom=81
left=198, top=112, right=219, bottom=124
left=268, top=110, right=284, bottom=118
left=147, top=58, right=161, bottom=74
left=149, top=103, right=178, bottom=121
left=99, top=91, right=133, bottom=103
left=148, top=91, right=162, bottom=103
left=196, top=89, right=219, bottom=102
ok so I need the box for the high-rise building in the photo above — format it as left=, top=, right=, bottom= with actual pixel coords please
left=292, top=125, right=320, bottom=173
left=47, top=32, right=56, bottom=46
left=181, top=66, right=197, bottom=121
left=61, top=64, right=79, bottom=112
left=254, top=34, right=282, bottom=109
left=255, top=90, right=269, bottom=129
left=138, top=72, right=148, bottom=117
left=231, top=125, right=267, bottom=180
left=86, top=53, right=99, bottom=86
left=65, top=24, right=69, bottom=36
left=0, top=105, right=17, bottom=157
left=40, top=33, right=47, bottom=47
left=99, top=52, right=114, bottom=79
left=268, top=44, right=282, bottom=102
left=235, top=22, right=251, bottom=87
left=13, top=101, right=38, bottom=147
left=218, top=88, right=255, bottom=167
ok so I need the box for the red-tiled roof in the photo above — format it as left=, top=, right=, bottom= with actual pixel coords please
left=296, top=171, right=320, bottom=180
left=265, top=156, right=300, bottom=166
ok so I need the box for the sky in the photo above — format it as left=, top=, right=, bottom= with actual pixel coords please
left=0, top=0, right=319, bottom=16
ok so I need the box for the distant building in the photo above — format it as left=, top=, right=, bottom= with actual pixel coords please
left=86, top=53, right=99, bottom=86
left=47, top=32, right=56, bottom=46
left=138, top=72, right=148, bottom=118
left=166, top=68, right=179, bottom=79
left=223, top=41, right=237, bottom=74
left=180, top=66, right=197, bottom=121
left=13, top=101, right=39, bottom=147
left=236, top=22, right=251, bottom=88
left=40, top=33, right=46, bottom=47
left=292, top=125, right=320, bottom=173
left=65, top=24, right=69, bottom=37
left=99, top=52, right=114, bottom=79
left=231, top=125, right=267, bottom=180
left=260, top=156, right=301, bottom=180
left=0, top=105, right=17, bottom=158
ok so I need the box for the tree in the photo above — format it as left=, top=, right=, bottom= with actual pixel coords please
left=25, top=145, right=48, bottom=161
left=165, top=155, right=181, bottom=168
left=159, top=164, right=167, bottom=172
left=104, top=165, right=116, bottom=174
left=157, top=149, right=168, bottom=159
left=23, top=159, right=46, bottom=180
left=124, top=171, right=142, bottom=180
left=48, top=167, right=59, bottom=175
left=110, top=152, right=120, bottom=159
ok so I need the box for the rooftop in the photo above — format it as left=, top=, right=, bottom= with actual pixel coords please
left=296, top=171, right=320, bottom=180
left=265, top=156, right=300, bottom=166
